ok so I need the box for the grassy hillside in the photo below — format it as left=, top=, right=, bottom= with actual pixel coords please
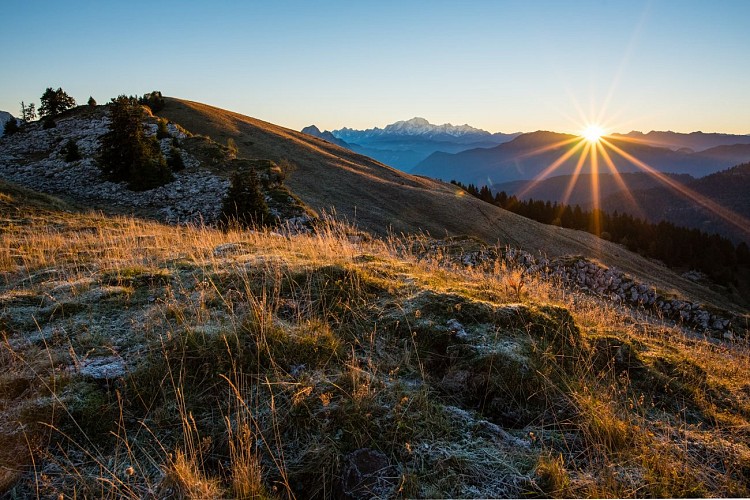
left=154, top=98, right=741, bottom=314
left=1, top=185, right=749, bottom=498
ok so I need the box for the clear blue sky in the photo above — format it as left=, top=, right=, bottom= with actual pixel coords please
left=1, top=0, right=748, bottom=134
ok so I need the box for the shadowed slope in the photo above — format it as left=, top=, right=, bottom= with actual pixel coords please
left=156, top=98, right=742, bottom=311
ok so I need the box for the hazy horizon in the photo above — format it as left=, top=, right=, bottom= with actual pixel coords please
left=1, top=0, right=749, bottom=135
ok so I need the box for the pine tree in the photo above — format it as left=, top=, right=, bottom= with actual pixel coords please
left=220, top=169, right=271, bottom=228
left=39, top=87, right=76, bottom=118
left=20, top=101, right=37, bottom=122
left=3, top=116, right=19, bottom=135
left=99, top=96, right=172, bottom=191
left=88, top=96, right=97, bottom=107
left=156, top=119, right=170, bottom=139
left=139, top=91, right=165, bottom=112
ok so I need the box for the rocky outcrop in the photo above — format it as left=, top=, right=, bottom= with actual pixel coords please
left=505, top=250, right=741, bottom=339
left=419, top=238, right=745, bottom=339
left=0, top=108, right=312, bottom=226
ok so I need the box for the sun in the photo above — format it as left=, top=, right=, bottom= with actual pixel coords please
left=581, top=125, right=606, bottom=143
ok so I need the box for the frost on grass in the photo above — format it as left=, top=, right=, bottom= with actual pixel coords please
left=1, top=210, right=749, bottom=498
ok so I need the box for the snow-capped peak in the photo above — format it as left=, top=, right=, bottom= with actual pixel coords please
left=333, top=117, right=491, bottom=140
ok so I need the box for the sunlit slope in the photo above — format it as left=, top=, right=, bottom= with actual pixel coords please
left=157, top=98, right=738, bottom=310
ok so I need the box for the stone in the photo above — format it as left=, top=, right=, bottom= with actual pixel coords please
left=337, top=448, right=399, bottom=500
left=77, top=356, right=127, bottom=380
left=446, top=318, right=469, bottom=340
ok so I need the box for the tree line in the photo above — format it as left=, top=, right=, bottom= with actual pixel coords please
left=451, top=180, right=750, bottom=285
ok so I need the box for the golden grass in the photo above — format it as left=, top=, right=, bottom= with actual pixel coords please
left=1, top=202, right=749, bottom=497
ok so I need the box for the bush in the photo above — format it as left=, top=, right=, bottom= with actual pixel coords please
left=63, top=139, right=81, bottom=162
left=140, top=91, right=165, bottom=112
left=156, top=119, right=170, bottom=139
left=42, top=117, right=56, bottom=129
left=167, top=146, right=185, bottom=172
left=87, top=96, right=97, bottom=107
left=220, top=169, right=271, bottom=228
left=227, top=138, right=238, bottom=159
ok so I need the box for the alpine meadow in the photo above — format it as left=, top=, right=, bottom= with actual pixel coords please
left=1, top=1, right=750, bottom=498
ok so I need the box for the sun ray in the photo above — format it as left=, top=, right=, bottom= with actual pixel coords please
left=590, top=143, right=601, bottom=235
left=515, top=136, right=582, bottom=160
left=601, top=138, right=750, bottom=238
left=559, top=142, right=592, bottom=208
left=516, top=139, right=587, bottom=200
left=596, top=141, right=647, bottom=219
left=596, top=4, right=651, bottom=124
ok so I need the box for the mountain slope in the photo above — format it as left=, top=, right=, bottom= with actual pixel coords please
left=600, top=162, right=750, bottom=244
left=155, top=98, right=742, bottom=312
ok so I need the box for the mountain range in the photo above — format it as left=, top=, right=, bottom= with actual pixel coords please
left=491, top=172, right=695, bottom=208
left=413, top=131, right=750, bottom=186
left=302, top=117, right=520, bottom=170
left=599, top=162, right=750, bottom=244
left=612, top=130, right=750, bottom=153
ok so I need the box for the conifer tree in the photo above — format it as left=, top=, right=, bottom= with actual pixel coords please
left=20, top=101, right=37, bottom=122
left=220, top=169, right=271, bottom=228
left=99, top=95, right=172, bottom=191
left=3, top=116, right=19, bottom=135
left=88, top=96, right=97, bottom=107
left=167, top=146, right=185, bottom=172
left=156, top=118, right=170, bottom=139
left=39, top=87, right=76, bottom=118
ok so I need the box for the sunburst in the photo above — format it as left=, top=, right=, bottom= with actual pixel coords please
left=511, top=116, right=750, bottom=240
left=581, top=125, right=606, bottom=143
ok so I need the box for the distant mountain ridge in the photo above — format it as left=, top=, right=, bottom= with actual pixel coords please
left=300, top=125, right=352, bottom=149
left=413, top=130, right=750, bottom=185
left=491, top=172, right=695, bottom=208
left=612, top=130, right=750, bottom=153
left=333, top=117, right=516, bottom=143
left=301, top=117, right=520, bottom=171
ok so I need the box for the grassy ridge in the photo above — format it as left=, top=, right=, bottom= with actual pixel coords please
left=1, top=187, right=749, bottom=497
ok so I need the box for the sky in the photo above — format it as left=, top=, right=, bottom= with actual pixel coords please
left=1, top=0, right=748, bottom=135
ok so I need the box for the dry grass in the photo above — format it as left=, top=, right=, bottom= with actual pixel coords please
left=156, top=98, right=741, bottom=313
left=1, top=195, right=749, bottom=498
